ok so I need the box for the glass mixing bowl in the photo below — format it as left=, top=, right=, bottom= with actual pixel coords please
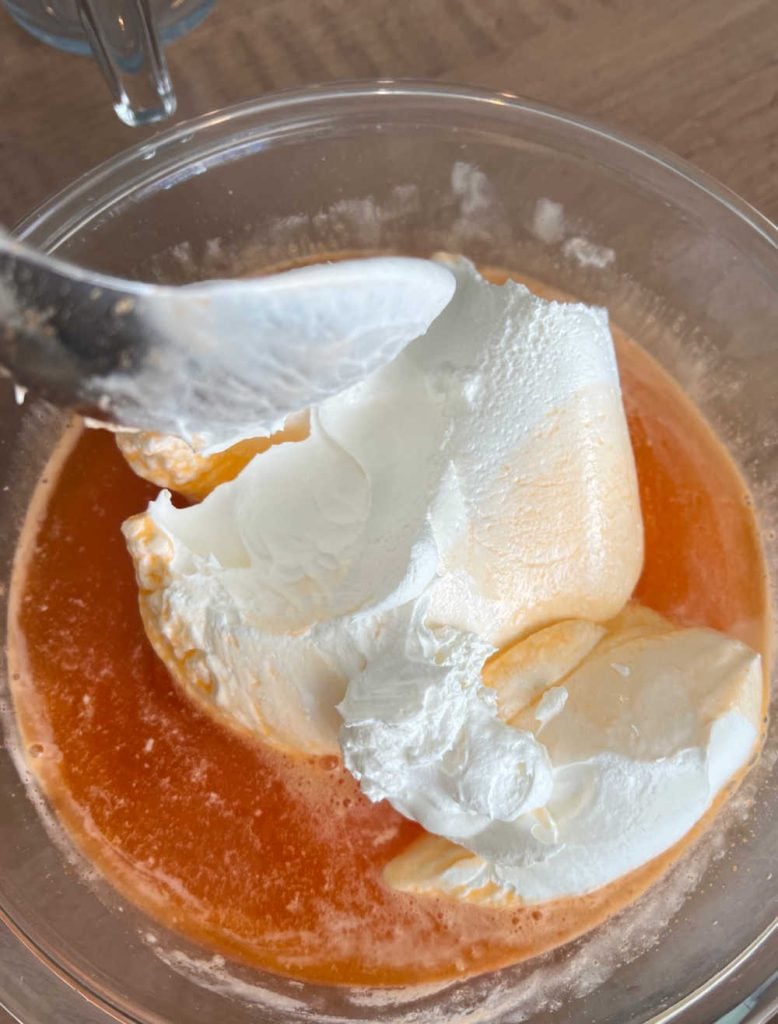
left=0, top=82, right=775, bottom=1024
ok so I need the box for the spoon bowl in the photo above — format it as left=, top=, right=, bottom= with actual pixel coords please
left=0, top=233, right=455, bottom=450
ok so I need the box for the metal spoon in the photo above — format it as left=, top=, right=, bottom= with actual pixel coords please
left=0, top=231, right=455, bottom=452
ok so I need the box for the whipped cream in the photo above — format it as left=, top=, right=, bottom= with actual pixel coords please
left=116, top=411, right=309, bottom=501
left=124, top=257, right=641, bottom=765
left=120, top=256, right=764, bottom=905
left=385, top=604, right=762, bottom=905
left=104, top=257, right=457, bottom=454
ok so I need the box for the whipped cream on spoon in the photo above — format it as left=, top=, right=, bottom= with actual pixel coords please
left=0, top=232, right=456, bottom=453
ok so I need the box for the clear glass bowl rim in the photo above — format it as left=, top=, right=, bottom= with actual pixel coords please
left=14, top=79, right=778, bottom=254
left=5, top=78, right=777, bottom=1024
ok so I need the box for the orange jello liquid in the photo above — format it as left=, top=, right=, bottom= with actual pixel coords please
left=9, top=277, right=769, bottom=987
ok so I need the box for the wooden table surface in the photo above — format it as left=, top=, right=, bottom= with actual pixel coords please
left=2, top=0, right=778, bottom=228
left=0, top=2, right=776, bottom=1023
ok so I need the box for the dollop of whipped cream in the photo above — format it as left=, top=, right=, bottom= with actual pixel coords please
left=126, top=255, right=747, bottom=901
left=116, top=411, right=309, bottom=502
left=385, top=603, right=763, bottom=905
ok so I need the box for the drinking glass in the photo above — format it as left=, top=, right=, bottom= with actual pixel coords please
left=2, top=0, right=215, bottom=126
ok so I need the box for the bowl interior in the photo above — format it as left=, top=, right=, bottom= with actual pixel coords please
left=1, top=84, right=776, bottom=1024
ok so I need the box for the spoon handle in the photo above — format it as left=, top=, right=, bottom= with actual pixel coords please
left=0, top=230, right=146, bottom=420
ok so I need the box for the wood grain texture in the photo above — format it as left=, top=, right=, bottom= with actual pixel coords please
left=1, top=0, right=777, bottom=227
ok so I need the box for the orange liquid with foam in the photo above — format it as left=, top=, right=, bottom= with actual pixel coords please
left=9, top=274, right=769, bottom=987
